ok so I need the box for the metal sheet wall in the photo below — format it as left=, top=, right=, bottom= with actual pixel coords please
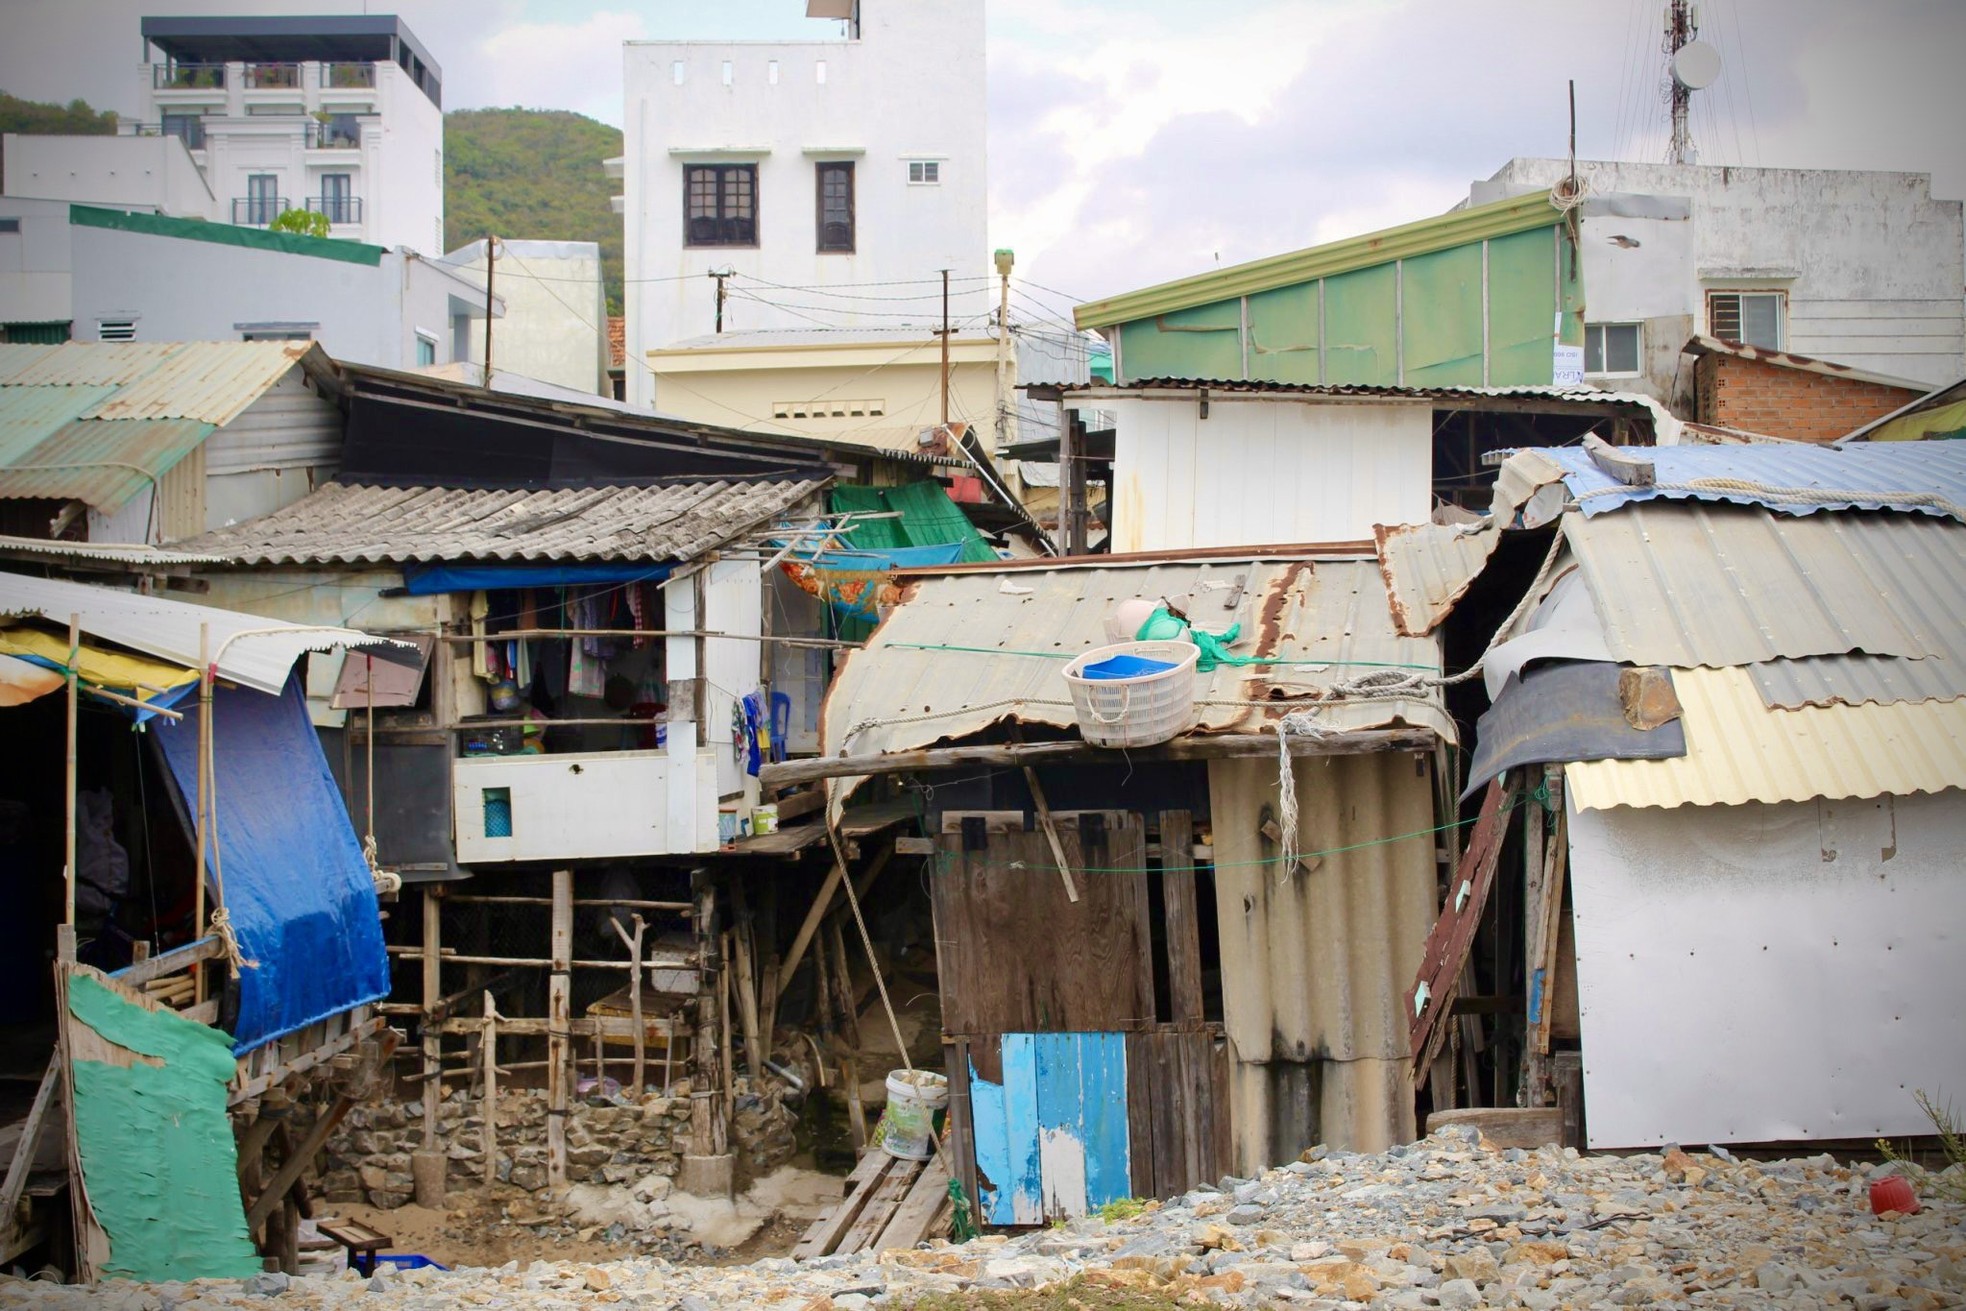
left=1568, top=788, right=1966, bottom=1147
left=1208, top=750, right=1438, bottom=1166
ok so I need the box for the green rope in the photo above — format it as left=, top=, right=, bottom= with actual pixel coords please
left=884, top=641, right=1439, bottom=672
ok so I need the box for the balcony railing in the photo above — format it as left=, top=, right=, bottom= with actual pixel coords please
left=232, top=196, right=289, bottom=226
left=153, top=62, right=226, bottom=90
left=242, top=62, right=301, bottom=90
left=306, top=195, right=363, bottom=225
left=123, top=119, right=207, bottom=150
left=305, top=116, right=372, bottom=149
left=323, top=62, right=377, bottom=89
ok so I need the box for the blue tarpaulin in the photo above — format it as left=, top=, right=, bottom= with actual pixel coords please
left=401, top=562, right=674, bottom=595
left=154, top=678, right=390, bottom=1053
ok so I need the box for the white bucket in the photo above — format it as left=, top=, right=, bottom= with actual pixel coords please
left=876, top=1069, right=950, bottom=1161
left=1061, top=640, right=1201, bottom=748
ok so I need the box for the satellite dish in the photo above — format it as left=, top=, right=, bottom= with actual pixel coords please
left=1672, top=40, right=1722, bottom=90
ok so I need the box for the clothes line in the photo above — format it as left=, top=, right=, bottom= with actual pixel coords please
left=438, top=628, right=860, bottom=651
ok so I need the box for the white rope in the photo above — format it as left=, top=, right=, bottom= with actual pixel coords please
left=1548, top=171, right=1591, bottom=215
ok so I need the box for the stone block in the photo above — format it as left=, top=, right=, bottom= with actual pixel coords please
left=678, top=1152, right=735, bottom=1199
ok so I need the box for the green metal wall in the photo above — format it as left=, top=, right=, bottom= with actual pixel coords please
left=1111, top=223, right=1583, bottom=389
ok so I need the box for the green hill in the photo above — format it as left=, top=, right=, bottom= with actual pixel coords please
left=0, top=91, right=118, bottom=136
left=445, top=107, right=623, bottom=314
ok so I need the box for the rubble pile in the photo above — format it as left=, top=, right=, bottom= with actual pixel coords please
left=12, top=1125, right=1962, bottom=1309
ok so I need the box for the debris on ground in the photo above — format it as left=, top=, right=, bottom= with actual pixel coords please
left=7, top=1125, right=1962, bottom=1308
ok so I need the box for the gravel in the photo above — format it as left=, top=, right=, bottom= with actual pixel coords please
left=6, top=1124, right=1961, bottom=1309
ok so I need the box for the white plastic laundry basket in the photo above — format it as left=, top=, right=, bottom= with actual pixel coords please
left=1061, top=640, right=1201, bottom=747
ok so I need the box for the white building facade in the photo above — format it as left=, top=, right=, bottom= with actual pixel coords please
left=1472, top=159, right=1966, bottom=406
left=617, top=0, right=988, bottom=407
left=442, top=239, right=608, bottom=394
left=117, top=13, right=444, bottom=253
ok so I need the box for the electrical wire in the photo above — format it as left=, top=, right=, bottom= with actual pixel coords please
left=497, top=248, right=603, bottom=335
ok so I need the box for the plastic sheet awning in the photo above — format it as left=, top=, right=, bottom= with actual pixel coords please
left=154, top=678, right=390, bottom=1053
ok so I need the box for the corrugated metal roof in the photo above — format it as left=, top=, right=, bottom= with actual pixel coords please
left=1375, top=519, right=1504, bottom=637
left=1530, top=440, right=1966, bottom=522
left=0, top=417, right=213, bottom=512
left=175, top=478, right=828, bottom=565
left=0, top=342, right=327, bottom=513
left=1681, top=334, right=1933, bottom=393
left=1064, top=377, right=1664, bottom=409
left=819, top=557, right=1455, bottom=766
left=1562, top=503, right=1965, bottom=667
left=1565, top=665, right=1966, bottom=811
left=1745, top=653, right=1966, bottom=711
left=0, top=535, right=222, bottom=566
left=0, top=568, right=406, bottom=697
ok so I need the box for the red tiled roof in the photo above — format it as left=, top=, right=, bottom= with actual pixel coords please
left=607, top=316, right=626, bottom=370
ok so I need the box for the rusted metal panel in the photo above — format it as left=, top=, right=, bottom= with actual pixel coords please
left=1566, top=664, right=1966, bottom=811
left=82, top=342, right=313, bottom=426
left=176, top=478, right=827, bottom=565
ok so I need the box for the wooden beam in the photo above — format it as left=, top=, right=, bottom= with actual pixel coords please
left=110, top=936, right=223, bottom=989
left=1406, top=776, right=1515, bottom=1084
left=245, top=1095, right=354, bottom=1231
left=546, top=868, right=572, bottom=1188
left=0, top=1061, right=58, bottom=1231
left=759, top=727, right=1436, bottom=788
left=1583, top=432, right=1655, bottom=486
left=775, top=844, right=893, bottom=1029
left=1158, top=812, right=1204, bottom=1027
left=1021, top=767, right=1080, bottom=903
left=482, top=993, right=499, bottom=1187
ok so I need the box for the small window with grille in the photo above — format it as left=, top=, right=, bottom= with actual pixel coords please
left=684, top=164, right=757, bottom=247
left=1707, top=291, right=1784, bottom=350
left=907, top=159, right=940, bottom=185
left=97, top=319, right=137, bottom=341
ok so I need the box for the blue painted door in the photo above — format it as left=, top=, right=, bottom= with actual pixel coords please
left=968, top=1032, right=1130, bottom=1224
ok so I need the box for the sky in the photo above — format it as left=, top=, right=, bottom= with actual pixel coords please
left=4, top=0, right=1963, bottom=307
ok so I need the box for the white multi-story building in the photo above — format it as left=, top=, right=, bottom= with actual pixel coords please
left=616, top=0, right=988, bottom=408
left=118, top=14, right=445, bottom=253
left=1470, top=159, right=1966, bottom=406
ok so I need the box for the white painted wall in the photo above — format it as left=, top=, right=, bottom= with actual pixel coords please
left=620, top=0, right=988, bottom=406
left=1566, top=788, right=1966, bottom=1149
left=0, top=196, right=75, bottom=326
left=130, top=57, right=442, bottom=251
left=1091, top=395, right=1434, bottom=552
left=1475, top=159, right=1966, bottom=393
left=64, top=216, right=487, bottom=369
left=443, top=239, right=607, bottom=394
left=1, top=133, right=213, bottom=217
left=453, top=749, right=717, bottom=863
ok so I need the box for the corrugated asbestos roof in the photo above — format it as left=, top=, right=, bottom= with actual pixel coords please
left=175, top=478, right=828, bottom=565
left=0, top=568, right=405, bottom=697
left=819, top=557, right=1455, bottom=766
left=1565, top=665, right=1966, bottom=811
left=0, top=341, right=323, bottom=512
left=1561, top=504, right=1965, bottom=667
left=1534, top=440, right=1966, bottom=521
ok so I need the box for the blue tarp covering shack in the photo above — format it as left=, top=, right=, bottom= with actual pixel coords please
left=155, top=678, right=390, bottom=1053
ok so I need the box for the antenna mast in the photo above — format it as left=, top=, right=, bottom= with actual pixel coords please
left=1664, top=0, right=1709, bottom=165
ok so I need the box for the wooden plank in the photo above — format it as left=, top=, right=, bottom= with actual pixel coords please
left=109, top=936, right=223, bottom=989
left=1123, top=1032, right=1157, bottom=1200
left=942, top=1038, right=980, bottom=1219
left=1033, top=1033, right=1083, bottom=1220
left=999, top=1034, right=1043, bottom=1225
left=964, top=1036, right=1011, bottom=1225
left=792, top=1147, right=890, bottom=1258
left=836, top=1156, right=919, bottom=1255
left=1158, top=812, right=1204, bottom=1027
left=875, top=1155, right=952, bottom=1252
left=1021, top=766, right=1081, bottom=903
left=546, top=868, right=572, bottom=1188
left=1078, top=1033, right=1130, bottom=1211
left=1205, top=1031, right=1232, bottom=1190
left=1425, top=1107, right=1565, bottom=1150
left=1584, top=432, right=1655, bottom=486
left=1407, top=777, right=1515, bottom=1083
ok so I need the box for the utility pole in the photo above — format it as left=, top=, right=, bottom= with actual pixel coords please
left=482, top=235, right=497, bottom=387
left=709, top=268, right=732, bottom=334
left=1666, top=0, right=1696, bottom=165
left=993, top=249, right=1014, bottom=450
left=938, top=268, right=952, bottom=429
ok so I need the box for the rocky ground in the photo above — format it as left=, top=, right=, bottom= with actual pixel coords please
left=6, top=1125, right=1961, bottom=1310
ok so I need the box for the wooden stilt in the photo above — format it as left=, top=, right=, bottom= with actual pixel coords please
left=194, top=623, right=210, bottom=1002
left=826, top=918, right=862, bottom=1052
left=481, top=991, right=499, bottom=1188
left=420, top=887, right=442, bottom=1155
left=627, top=914, right=646, bottom=1093
left=719, top=931, right=735, bottom=1114
left=62, top=614, right=79, bottom=931
left=729, top=902, right=765, bottom=1084
left=546, top=868, right=573, bottom=1188
left=689, top=875, right=725, bottom=1157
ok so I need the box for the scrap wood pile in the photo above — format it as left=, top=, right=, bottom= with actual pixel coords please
left=793, top=1149, right=953, bottom=1259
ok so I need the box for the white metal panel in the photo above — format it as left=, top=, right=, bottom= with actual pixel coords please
left=703, top=557, right=762, bottom=801
left=1110, top=396, right=1431, bottom=552
left=1566, top=787, right=1966, bottom=1148
left=201, top=369, right=342, bottom=474
left=453, top=750, right=676, bottom=863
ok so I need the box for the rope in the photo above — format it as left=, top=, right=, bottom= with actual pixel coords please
left=1548, top=171, right=1591, bottom=214
left=208, top=905, right=258, bottom=978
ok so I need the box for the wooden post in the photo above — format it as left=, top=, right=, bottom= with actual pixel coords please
left=826, top=917, right=862, bottom=1052
left=627, top=914, right=647, bottom=1093
left=546, top=867, right=572, bottom=1188
left=729, top=885, right=765, bottom=1083
left=481, top=991, right=500, bottom=1187
left=719, top=931, right=735, bottom=1114
left=194, top=622, right=211, bottom=1001
left=62, top=614, right=79, bottom=931
left=419, top=887, right=442, bottom=1154
left=1519, top=769, right=1551, bottom=1105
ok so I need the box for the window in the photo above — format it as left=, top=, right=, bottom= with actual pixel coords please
left=318, top=173, right=353, bottom=223
left=721, top=60, right=733, bottom=86
left=684, top=164, right=757, bottom=247
left=815, top=60, right=827, bottom=84
left=768, top=60, right=780, bottom=85
left=161, top=112, right=204, bottom=150
left=0, top=218, right=19, bottom=234
left=416, top=333, right=438, bottom=367
left=907, top=160, right=940, bottom=185
left=1708, top=291, right=1783, bottom=350
left=1584, top=322, right=1641, bottom=376
left=240, top=327, right=313, bottom=341
left=672, top=60, right=686, bottom=85
left=244, top=173, right=281, bottom=225
left=97, top=319, right=137, bottom=341
left=816, top=161, right=854, bottom=253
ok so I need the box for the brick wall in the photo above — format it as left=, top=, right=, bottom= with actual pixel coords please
left=1698, top=354, right=1921, bottom=443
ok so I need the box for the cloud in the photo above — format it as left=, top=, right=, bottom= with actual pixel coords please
left=470, top=9, right=650, bottom=123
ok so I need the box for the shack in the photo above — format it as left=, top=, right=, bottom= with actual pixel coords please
left=762, top=548, right=1459, bottom=1220
left=1380, top=439, right=1966, bottom=1149
left=0, top=564, right=403, bottom=1279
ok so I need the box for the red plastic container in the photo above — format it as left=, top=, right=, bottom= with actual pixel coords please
left=1869, top=1175, right=1921, bottom=1216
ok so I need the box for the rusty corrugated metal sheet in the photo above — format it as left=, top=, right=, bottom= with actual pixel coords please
left=820, top=557, right=1455, bottom=764
left=80, top=341, right=314, bottom=425
left=0, top=342, right=186, bottom=388
left=1562, top=504, right=1964, bottom=667
left=1210, top=752, right=1436, bottom=1159
left=0, top=417, right=213, bottom=513
left=0, top=345, right=60, bottom=384
left=175, top=478, right=827, bottom=564
left=1566, top=664, right=1966, bottom=811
